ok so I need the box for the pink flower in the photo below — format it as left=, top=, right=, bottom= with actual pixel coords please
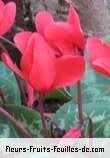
left=87, top=37, right=110, bottom=77
left=0, top=0, right=16, bottom=36
left=1, top=1, right=85, bottom=106
left=1, top=32, right=85, bottom=93
left=58, top=127, right=81, bottom=147
left=35, top=0, right=84, bottom=55
left=63, top=127, right=81, bottom=138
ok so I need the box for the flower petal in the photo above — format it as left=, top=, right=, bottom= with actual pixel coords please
left=92, top=58, right=110, bottom=77
left=1, top=53, right=23, bottom=79
left=53, top=55, right=85, bottom=89
left=87, top=37, right=110, bottom=65
left=55, top=41, right=75, bottom=55
left=35, top=11, right=54, bottom=35
left=0, top=0, right=4, bottom=8
left=45, top=22, right=84, bottom=50
left=0, top=1, right=4, bottom=26
left=68, top=1, right=81, bottom=28
left=0, top=2, right=16, bottom=36
left=29, top=34, right=55, bottom=92
left=45, top=22, right=73, bottom=41
left=67, top=1, right=84, bottom=50
left=63, top=127, right=81, bottom=138
left=58, top=127, right=80, bottom=148
left=26, top=83, right=34, bottom=107
left=20, top=33, right=37, bottom=76
left=14, top=31, right=33, bottom=54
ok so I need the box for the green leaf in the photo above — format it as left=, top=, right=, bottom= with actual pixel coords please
left=46, top=88, right=72, bottom=102
left=53, top=101, right=110, bottom=137
left=0, top=105, right=42, bottom=137
left=103, top=35, right=110, bottom=44
left=52, top=102, right=77, bottom=131
left=0, top=62, right=21, bottom=105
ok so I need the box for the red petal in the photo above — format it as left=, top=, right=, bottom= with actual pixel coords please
left=0, top=0, right=4, bottom=8
left=67, top=1, right=84, bottom=50
left=92, top=58, right=110, bottom=77
left=29, top=34, right=55, bottom=92
left=53, top=55, right=85, bottom=89
left=0, top=1, right=4, bottom=21
left=87, top=37, right=110, bottom=65
left=68, top=1, right=81, bottom=28
left=26, top=83, right=34, bottom=107
left=35, top=11, right=54, bottom=35
left=45, top=22, right=84, bottom=50
left=0, top=2, right=16, bottom=36
left=58, top=127, right=80, bottom=148
left=45, top=22, right=73, bottom=41
left=20, top=33, right=37, bottom=76
left=55, top=41, right=75, bottom=55
left=14, top=31, right=33, bottom=54
left=1, top=53, right=23, bottom=79
left=63, top=127, right=81, bottom=138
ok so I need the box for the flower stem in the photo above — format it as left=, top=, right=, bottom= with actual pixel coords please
left=15, top=74, right=27, bottom=106
left=0, top=36, right=16, bottom=48
left=0, top=107, right=32, bottom=138
left=77, top=81, right=85, bottom=137
left=38, top=94, right=49, bottom=138
left=0, top=42, right=9, bottom=54
left=88, top=117, right=93, bottom=138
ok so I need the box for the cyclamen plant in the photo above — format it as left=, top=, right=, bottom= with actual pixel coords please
left=0, top=0, right=110, bottom=138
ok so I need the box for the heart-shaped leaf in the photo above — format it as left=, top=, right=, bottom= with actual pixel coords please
left=0, top=105, right=42, bottom=137
left=0, top=62, right=21, bottom=105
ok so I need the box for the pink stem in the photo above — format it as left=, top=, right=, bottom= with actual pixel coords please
left=15, top=74, right=27, bottom=106
left=88, top=117, right=93, bottom=138
left=38, top=94, right=49, bottom=138
left=77, top=81, right=85, bottom=137
left=0, top=107, right=32, bottom=138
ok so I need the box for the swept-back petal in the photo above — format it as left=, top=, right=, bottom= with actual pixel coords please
left=67, top=1, right=84, bottom=50
left=63, top=127, right=81, bottom=138
left=92, top=58, right=110, bottom=77
left=14, top=31, right=33, bottom=54
left=35, top=11, right=54, bottom=35
left=20, top=33, right=37, bottom=76
left=0, top=2, right=16, bottom=36
left=1, top=53, right=23, bottom=79
left=29, top=34, right=55, bottom=92
left=87, top=37, right=110, bottom=65
left=68, top=1, right=81, bottom=28
left=0, top=0, right=4, bottom=8
left=0, top=1, right=4, bottom=27
left=53, top=55, right=85, bottom=89
left=45, top=22, right=84, bottom=50
left=45, top=22, right=73, bottom=41
left=58, top=127, right=80, bottom=148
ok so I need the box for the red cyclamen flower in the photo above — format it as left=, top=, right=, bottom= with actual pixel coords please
left=1, top=1, right=85, bottom=105
left=35, top=0, right=85, bottom=55
left=87, top=37, right=110, bottom=77
left=0, top=0, right=16, bottom=36
left=58, top=127, right=81, bottom=147
left=62, top=127, right=81, bottom=138
left=1, top=32, right=85, bottom=93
